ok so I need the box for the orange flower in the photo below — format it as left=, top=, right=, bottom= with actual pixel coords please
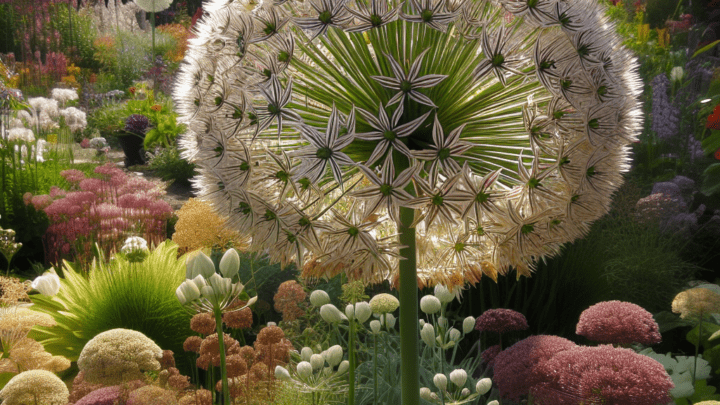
left=151, top=104, right=162, bottom=112
left=706, top=104, right=720, bottom=130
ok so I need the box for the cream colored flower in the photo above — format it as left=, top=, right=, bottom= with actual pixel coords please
left=0, top=370, right=68, bottom=405
left=672, top=288, right=720, bottom=320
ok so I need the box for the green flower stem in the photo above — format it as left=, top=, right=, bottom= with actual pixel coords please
left=349, top=318, right=356, bottom=405
left=398, top=206, right=419, bottom=405
left=694, top=314, right=703, bottom=387
left=373, top=333, right=378, bottom=405
left=214, top=307, right=230, bottom=405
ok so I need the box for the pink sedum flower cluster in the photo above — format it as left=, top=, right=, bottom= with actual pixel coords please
left=531, top=345, right=674, bottom=405
left=24, top=163, right=172, bottom=265
left=576, top=301, right=661, bottom=346
left=492, top=335, right=577, bottom=402
left=474, top=308, right=529, bottom=334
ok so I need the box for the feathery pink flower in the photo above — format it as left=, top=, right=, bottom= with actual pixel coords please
left=531, top=345, right=674, bottom=405
left=492, top=335, right=577, bottom=402
left=576, top=301, right=661, bottom=346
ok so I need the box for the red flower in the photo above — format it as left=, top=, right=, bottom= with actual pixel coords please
left=706, top=104, right=720, bottom=130
left=474, top=308, right=528, bottom=334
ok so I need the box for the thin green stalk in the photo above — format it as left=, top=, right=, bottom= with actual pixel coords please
left=373, top=333, right=378, bottom=405
left=214, top=308, right=230, bottom=405
left=694, top=315, right=703, bottom=387
left=349, top=318, right=356, bottom=405
left=398, top=206, right=419, bottom=405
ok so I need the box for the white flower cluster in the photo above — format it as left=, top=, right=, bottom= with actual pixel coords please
left=421, top=372, right=494, bottom=405
left=31, top=268, right=61, bottom=296
left=274, top=345, right=350, bottom=395
left=6, top=128, right=35, bottom=143
left=50, top=88, right=79, bottom=105
left=89, top=137, right=109, bottom=150
left=59, top=106, right=87, bottom=133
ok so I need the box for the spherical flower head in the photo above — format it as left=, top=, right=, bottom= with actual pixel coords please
left=256, top=325, right=286, bottom=345
left=672, top=288, right=720, bottom=320
left=223, top=306, right=254, bottom=329
left=274, top=280, right=307, bottom=322
left=531, top=345, right=674, bottom=405
left=481, top=344, right=502, bottom=368
left=576, top=300, right=661, bottom=345
left=369, top=293, right=400, bottom=314
left=75, top=386, right=121, bottom=405
left=197, top=333, right=241, bottom=370
left=420, top=295, right=442, bottom=314
left=474, top=308, right=528, bottom=334
left=309, top=290, right=331, bottom=307
left=320, top=303, right=347, bottom=323
left=127, top=385, right=176, bottom=405
left=0, top=370, right=69, bottom=405
left=183, top=336, right=203, bottom=353
left=493, top=335, right=577, bottom=402
left=121, top=236, right=150, bottom=263
left=190, top=312, right=217, bottom=335
left=134, top=0, right=173, bottom=12
left=77, top=328, right=163, bottom=385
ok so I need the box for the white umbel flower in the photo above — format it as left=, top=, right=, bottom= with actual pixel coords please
left=134, top=0, right=172, bottom=12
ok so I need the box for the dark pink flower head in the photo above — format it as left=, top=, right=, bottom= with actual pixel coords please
left=475, top=308, right=528, bottom=333
left=576, top=301, right=661, bottom=346
left=61, top=169, right=86, bottom=185
left=74, top=385, right=121, bottom=405
left=531, top=345, right=674, bottom=405
left=481, top=344, right=502, bottom=368
left=493, top=335, right=577, bottom=402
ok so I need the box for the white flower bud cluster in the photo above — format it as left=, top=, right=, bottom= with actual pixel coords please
left=276, top=345, right=349, bottom=390
left=121, top=236, right=149, bottom=263
left=422, top=372, right=493, bottom=404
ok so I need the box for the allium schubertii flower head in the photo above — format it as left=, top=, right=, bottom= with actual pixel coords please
left=175, top=0, right=642, bottom=287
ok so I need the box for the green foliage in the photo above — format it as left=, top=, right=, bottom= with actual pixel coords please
left=147, top=146, right=196, bottom=186
left=50, top=3, right=98, bottom=69
left=85, top=101, right=126, bottom=141
left=236, top=251, right=297, bottom=322
left=28, top=241, right=195, bottom=374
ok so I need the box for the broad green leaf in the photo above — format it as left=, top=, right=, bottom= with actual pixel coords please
left=693, top=40, right=720, bottom=58
left=701, top=163, right=720, bottom=196
left=655, top=311, right=694, bottom=333
left=702, top=130, right=720, bottom=155
left=688, top=379, right=720, bottom=402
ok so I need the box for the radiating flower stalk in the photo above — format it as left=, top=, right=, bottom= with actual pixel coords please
left=176, top=0, right=643, bottom=401
left=176, top=248, right=257, bottom=405
left=275, top=345, right=350, bottom=405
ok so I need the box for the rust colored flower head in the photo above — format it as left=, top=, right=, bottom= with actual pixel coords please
left=481, top=344, right=502, bottom=369
left=493, top=335, right=577, bottom=402
left=475, top=308, right=528, bottom=334
left=530, top=345, right=674, bottom=405
left=576, top=301, right=661, bottom=346
left=160, top=350, right=175, bottom=370
left=238, top=346, right=257, bottom=367
left=225, top=354, right=248, bottom=378
left=274, top=280, right=307, bottom=322
left=190, top=312, right=217, bottom=336
left=249, top=362, right=269, bottom=383
left=151, top=104, right=162, bottom=112
left=223, top=307, right=254, bottom=329
left=197, top=333, right=241, bottom=369
left=179, top=389, right=212, bottom=405
left=673, top=287, right=720, bottom=320
left=129, top=87, right=136, bottom=95
left=167, top=367, right=191, bottom=391
left=183, top=336, right=203, bottom=353
left=256, top=325, right=285, bottom=345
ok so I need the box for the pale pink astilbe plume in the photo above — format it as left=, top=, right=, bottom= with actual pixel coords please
left=531, top=345, right=674, bottom=405
left=60, top=169, right=86, bottom=185
left=115, top=176, right=164, bottom=198
left=79, top=178, right=105, bottom=195
left=475, top=308, right=529, bottom=334
left=493, top=335, right=577, bottom=402
left=481, top=344, right=502, bottom=369
left=576, top=301, right=661, bottom=346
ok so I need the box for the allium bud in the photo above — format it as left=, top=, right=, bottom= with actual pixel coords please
left=420, top=295, right=442, bottom=314
left=176, top=280, right=200, bottom=305
left=382, top=313, right=396, bottom=330
left=190, top=274, right=207, bottom=291
left=463, top=316, right=475, bottom=334
left=355, top=302, right=372, bottom=323
left=449, top=369, right=467, bottom=387
left=419, top=387, right=433, bottom=401
left=448, top=328, right=461, bottom=342
left=31, top=268, right=60, bottom=296
left=370, top=320, right=381, bottom=334
left=219, top=248, right=240, bottom=279
left=337, top=360, right=350, bottom=374
left=310, top=354, right=325, bottom=370
left=275, top=366, right=291, bottom=381
left=345, top=304, right=355, bottom=320
left=434, top=284, right=455, bottom=303
left=419, top=319, right=426, bottom=327
left=487, top=401, right=499, bottom=405
left=461, top=388, right=470, bottom=397
left=476, top=378, right=492, bottom=395
left=186, top=250, right=216, bottom=279
left=320, top=304, right=347, bottom=323
left=369, top=293, right=400, bottom=314
left=326, top=345, right=343, bottom=367
left=433, top=374, right=447, bottom=391
left=437, top=316, right=448, bottom=328
left=421, top=324, right=436, bottom=347
left=267, top=322, right=277, bottom=326
left=301, top=347, right=313, bottom=362
left=310, top=290, right=331, bottom=307
left=296, top=361, right=312, bottom=379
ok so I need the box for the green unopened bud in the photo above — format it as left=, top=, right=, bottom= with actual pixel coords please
left=420, top=387, right=433, bottom=401
left=176, top=280, right=201, bottom=305
left=297, top=361, right=313, bottom=379
left=275, top=366, right=291, bottom=381
left=326, top=345, right=343, bottom=367
left=301, top=347, right=313, bottom=362
left=370, top=320, right=381, bottom=334
left=337, top=360, right=350, bottom=374
left=345, top=304, right=355, bottom=320
left=310, top=290, right=331, bottom=307
left=421, top=323, right=436, bottom=347
left=463, top=316, right=475, bottom=334
left=449, top=328, right=461, bottom=342
left=310, top=353, right=324, bottom=370
left=354, top=302, right=372, bottom=323
left=420, top=295, right=442, bottom=314
left=186, top=251, right=216, bottom=279
left=449, top=369, right=467, bottom=387
left=219, top=248, right=240, bottom=279
left=320, top=304, right=346, bottom=323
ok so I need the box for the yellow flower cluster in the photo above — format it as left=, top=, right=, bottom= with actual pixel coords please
left=172, top=198, right=248, bottom=253
left=672, top=288, right=720, bottom=320
left=77, top=328, right=163, bottom=385
left=0, top=369, right=69, bottom=405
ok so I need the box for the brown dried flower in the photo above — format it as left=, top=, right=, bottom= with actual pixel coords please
left=183, top=336, right=203, bottom=353
left=256, top=325, right=285, bottom=345
left=274, top=280, right=307, bottom=322
left=0, top=276, right=30, bottom=305
left=197, top=333, right=241, bottom=370
left=190, top=313, right=217, bottom=336
left=178, top=389, right=213, bottom=405
left=225, top=354, right=248, bottom=378
left=160, top=350, right=176, bottom=370
left=223, top=307, right=254, bottom=329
